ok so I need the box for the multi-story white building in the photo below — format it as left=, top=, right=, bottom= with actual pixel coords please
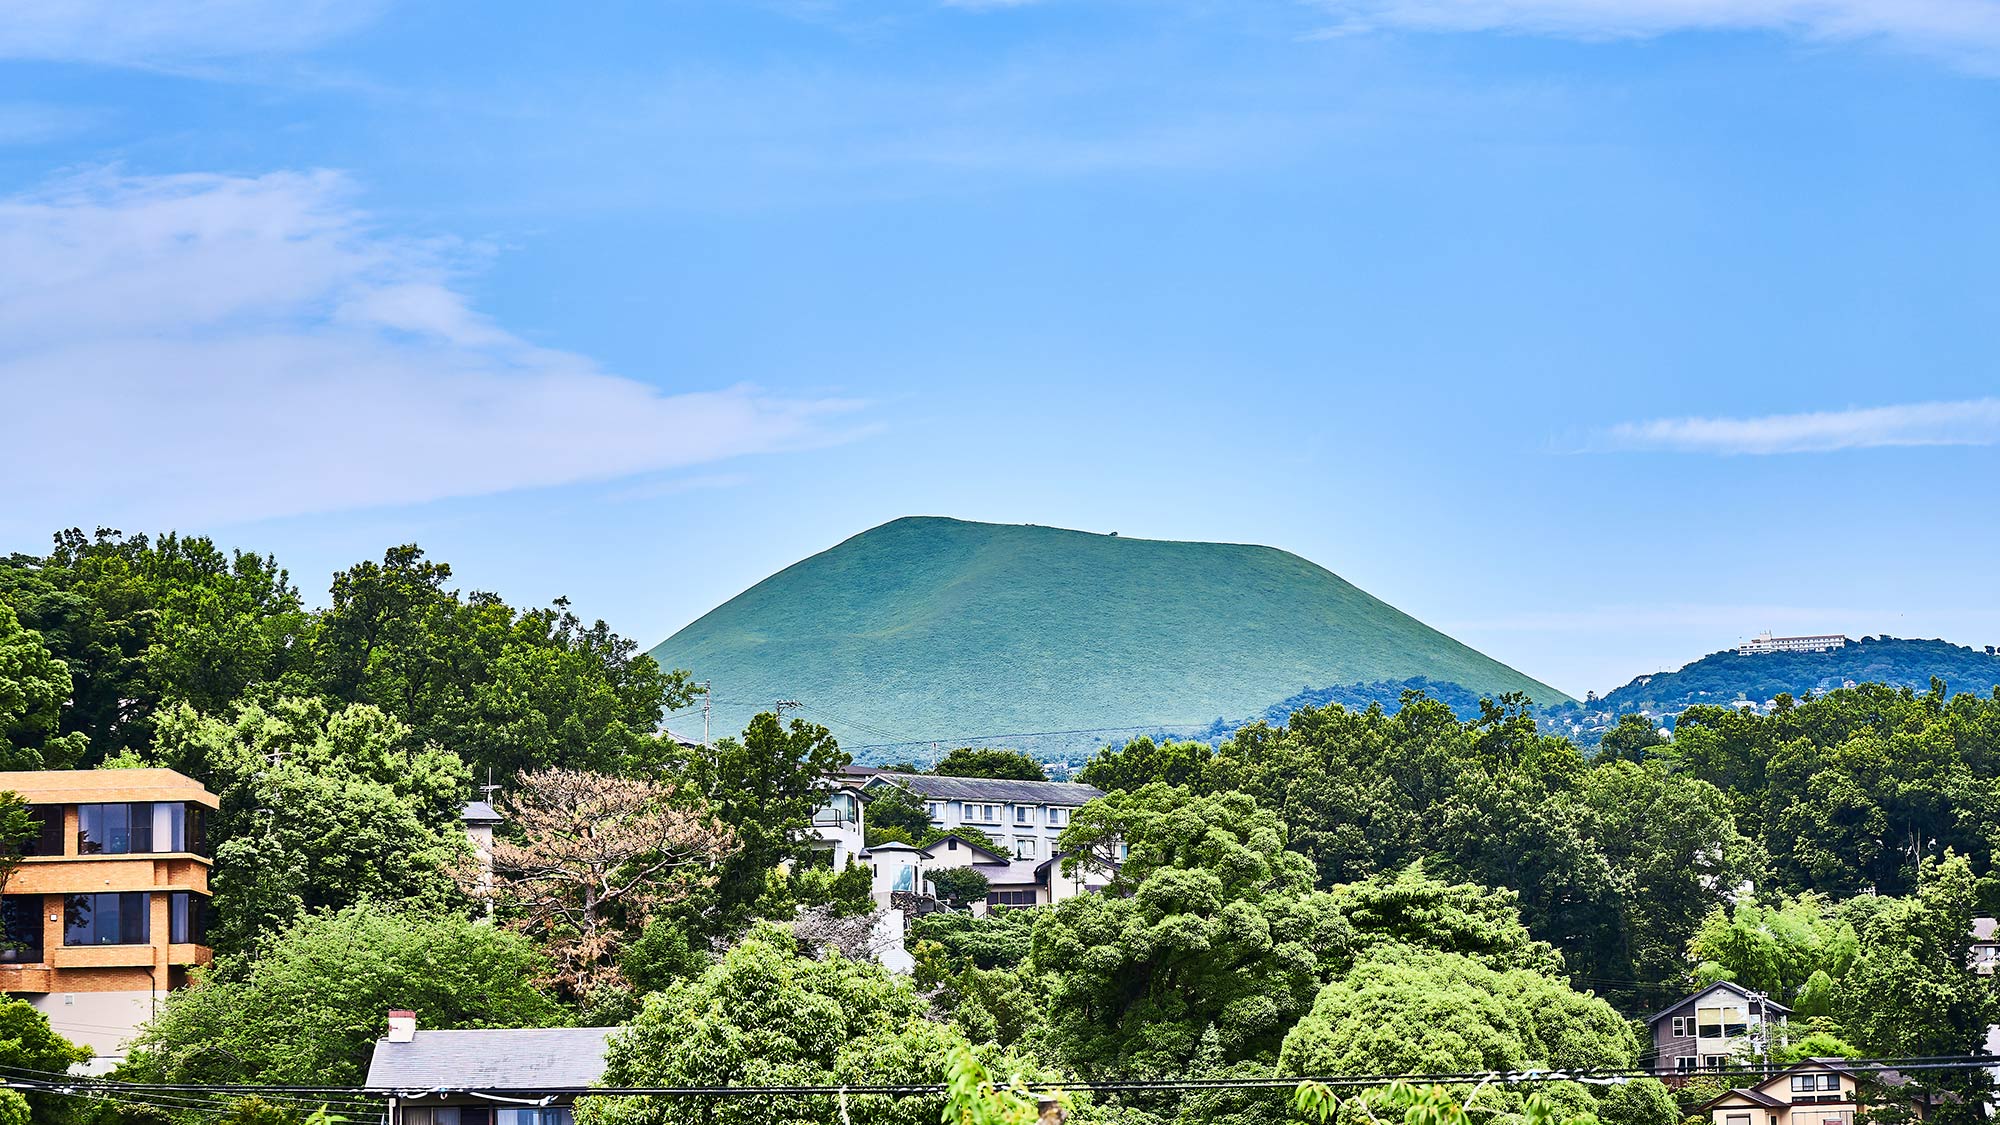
left=807, top=781, right=868, bottom=870
left=861, top=773, right=1105, bottom=862
left=1737, top=633, right=1847, bottom=656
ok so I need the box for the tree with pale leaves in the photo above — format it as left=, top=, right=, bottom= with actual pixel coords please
left=487, top=767, right=736, bottom=998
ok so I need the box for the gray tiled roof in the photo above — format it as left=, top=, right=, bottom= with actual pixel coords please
left=972, top=857, right=1046, bottom=885
left=460, top=801, right=503, bottom=825
left=364, top=1027, right=616, bottom=1091
left=868, top=773, right=1104, bottom=806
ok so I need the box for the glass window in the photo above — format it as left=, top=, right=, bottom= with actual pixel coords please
left=1673, top=1057, right=1696, bottom=1073
left=497, top=1109, right=572, bottom=1125
left=169, top=892, right=210, bottom=945
left=1048, top=808, right=1065, bottom=825
left=65, top=892, right=150, bottom=946
left=0, top=895, right=43, bottom=963
left=21, top=807, right=62, bottom=856
left=1017, top=839, right=1037, bottom=858
left=75, top=803, right=204, bottom=856
left=1696, top=1004, right=1747, bottom=1038
left=1015, top=807, right=1031, bottom=823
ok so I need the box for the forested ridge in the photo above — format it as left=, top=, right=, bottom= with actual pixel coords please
left=0, top=527, right=1994, bottom=1125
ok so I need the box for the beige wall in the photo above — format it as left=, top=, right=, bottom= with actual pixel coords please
left=29, top=989, right=158, bottom=1074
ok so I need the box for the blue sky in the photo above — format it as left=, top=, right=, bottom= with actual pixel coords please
left=3, top=0, right=1998, bottom=700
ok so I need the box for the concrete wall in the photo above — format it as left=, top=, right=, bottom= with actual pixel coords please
left=30, top=989, right=156, bottom=1074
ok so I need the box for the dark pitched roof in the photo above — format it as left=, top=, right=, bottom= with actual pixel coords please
left=364, top=1027, right=616, bottom=1091
left=459, top=801, right=503, bottom=826
left=1646, top=980, right=1792, bottom=1025
left=866, top=772, right=1105, bottom=805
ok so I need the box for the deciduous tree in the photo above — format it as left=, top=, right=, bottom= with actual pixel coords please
left=488, top=767, right=734, bottom=997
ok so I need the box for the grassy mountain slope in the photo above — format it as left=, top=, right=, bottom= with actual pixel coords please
left=1542, top=635, right=2000, bottom=743
left=651, top=517, right=1568, bottom=760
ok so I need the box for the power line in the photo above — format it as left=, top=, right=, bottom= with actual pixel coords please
left=4, top=1055, right=1993, bottom=1104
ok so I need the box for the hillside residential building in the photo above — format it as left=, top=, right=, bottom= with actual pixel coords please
left=860, top=831, right=1114, bottom=908
left=1649, top=981, right=1790, bottom=1078
left=1972, top=917, right=1998, bottom=975
left=1737, top=633, right=1848, bottom=656
left=860, top=773, right=1105, bottom=861
left=0, top=769, right=219, bottom=1070
left=365, top=1012, right=614, bottom=1124
left=1701, top=1060, right=1861, bottom=1125
left=808, top=781, right=868, bottom=871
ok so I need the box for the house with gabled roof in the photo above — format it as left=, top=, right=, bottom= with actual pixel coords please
left=1649, top=980, right=1789, bottom=1078
left=859, top=830, right=1113, bottom=910
left=365, top=1010, right=616, bottom=1125
left=860, top=772, right=1104, bottom=864
left=1702, top=1059, right=1859, bottom=1125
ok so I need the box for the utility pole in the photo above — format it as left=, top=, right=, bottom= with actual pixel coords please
left=1747, top=989, right=1771, bottom=1075
left=700, top=681, right=712, bottom=749
left=775, top=700, right=801, bottom=722
left=479, top=767, right=501, bottom=807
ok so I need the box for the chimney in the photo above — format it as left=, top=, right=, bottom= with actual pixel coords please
left=386, top=1010, right=417, bottom=1043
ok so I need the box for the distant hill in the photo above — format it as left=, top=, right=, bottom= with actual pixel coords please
left=649, top=517, right=1570, bottom=762
left=1543, top=635, right=2000, bottom=743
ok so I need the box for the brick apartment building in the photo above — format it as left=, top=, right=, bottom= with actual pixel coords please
left=0, top=769, right=218, bottom=1069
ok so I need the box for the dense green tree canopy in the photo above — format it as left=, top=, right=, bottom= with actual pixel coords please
left=580, top=928, right=1035, bottom=1125
left=1669, top=682, right=2000, bottom=898
left=1687, top=895, right=1858, bottom=1002
left=1033, top=785, right=1355, bottom=1075
left=932, top=747, right=1047, bottom=781
left=122, top=903, right=565, bottom=1089
left=0, top=997, right=91, bottom=1124
left=307, top=546, right=690, bottom=780
left=0, top=530, right=306, bottom=763
left=1833, top=853, right=1995, bottom=1119
left=1276, top=944, right=1639, bottom=1076
left=150, top=695, right=472, bottom=954
left=0, top=602, right=88, bottom=769
left=1085, top=694, right=1756, bottom=1003
left=694, top=713, right=851, bottom=920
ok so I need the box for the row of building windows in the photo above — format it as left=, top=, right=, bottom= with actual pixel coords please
left=924, top=802, right=1068, bottom=827
left=1668, top=1006, right=1751, bottom=1040
left=21, top=802, right=209, bottom=858
left=396, top=1109, right=573, bottom=1125
left=0, top=891, right=210, bottom=953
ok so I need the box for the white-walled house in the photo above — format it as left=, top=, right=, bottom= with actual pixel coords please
left=860, top=831, right=1115, bottom=909
left=860, top=773, right=1105, bottom=862
left=807, top=781, right=868, bottom=870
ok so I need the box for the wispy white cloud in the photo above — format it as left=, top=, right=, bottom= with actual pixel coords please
left=1594, top=398, right=2000, bottom=455
left=0, top=169, right=865, bottom=533
left=0, top=102, right=102, bottom=144
left=0, top=0, right=383, bottom=66
left=1312, top=0, right=2000, bottom=68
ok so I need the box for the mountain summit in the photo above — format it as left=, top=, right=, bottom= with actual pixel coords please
left=650, top=517, right=1567, bottom=759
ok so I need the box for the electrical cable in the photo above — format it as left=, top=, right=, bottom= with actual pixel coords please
left=3, top=1055, right=1992, bottom=1103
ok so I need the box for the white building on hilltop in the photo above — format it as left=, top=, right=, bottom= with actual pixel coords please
left=1738, top=633, right=1847, bottom=656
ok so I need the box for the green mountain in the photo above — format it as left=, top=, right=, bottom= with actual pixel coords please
left=1542, top=635, right=2000, bottom=743
left=650, top=517, right=1569, bottom=761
